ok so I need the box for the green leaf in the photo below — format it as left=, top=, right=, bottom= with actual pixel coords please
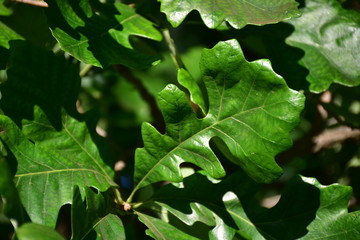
left=246, top=175, right=320, bottom=239
left=286, top=0, right=360, bottom=93
left=0, top=41, right=80, bottom=128
left=71, top=186, right=125, bottom=240
left=0, top=156, right=25, bottom=225
left=159, top=0, right=300, bottom=29
left=145, top=173, right=358, bottom=240
left=0, top=0, right=11, bottom=16
left=130, top=39, right=305, bottom=198
left=0, top=107, right=117, bottom=227
left=16, top=223, right=65, bottom=240
left=0, top=22, right=23, bottom=49
left=300, top=177, right=360, bottom=239
left=45, top=0, right=162, bottom=68
left=141, top=171, right=263, bottom=240
left=137, top=212, right=199, bottom=240
left=178, top=68, right=207, bottom=115
left=245, top=176, right=360, bottom=239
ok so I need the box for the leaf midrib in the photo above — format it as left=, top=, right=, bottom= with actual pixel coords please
left=62, top=114, right=112, bottom=180
left=15, top=168, right=111, bottom=178
left=131, top=97, right=301, bottom=199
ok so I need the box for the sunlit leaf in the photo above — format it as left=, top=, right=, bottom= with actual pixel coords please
left=130, top=39, right=305, bottom=199
left=159, top=0, right=300, bottom=29
left=286, top=0, right=360, bottom=92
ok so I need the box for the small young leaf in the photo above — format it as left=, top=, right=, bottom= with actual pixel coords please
left=131, top=39, right=305, bottom=197
left=0, top=107, right=117, bottom=227
left=159, top=0, right=300, bottom=29
left=45, top=0, right=162, bottom=69
left=286, top=0, right=360, bottom=93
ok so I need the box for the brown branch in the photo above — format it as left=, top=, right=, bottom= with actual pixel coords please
left=113, top=65, right=165, bottom=134
left=12, top=0, right=48, bottom=7
left=313, top=126, right=360, bottom=152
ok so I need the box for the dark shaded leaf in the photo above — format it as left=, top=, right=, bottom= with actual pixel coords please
left=137, top=212, right=199, bottom=240
left=0, top=41, right=80, bottom=128
left=71, top=186, right=125, bottom=240
left=45, top=0, right=162, bottom=68
left=141, top=171, right=262, bottom=240
left=0, top=156, right=25, bottom=225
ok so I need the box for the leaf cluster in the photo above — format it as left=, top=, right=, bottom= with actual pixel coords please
left=0, top=0, right=359, bottom=239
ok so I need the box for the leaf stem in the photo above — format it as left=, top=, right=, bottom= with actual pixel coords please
left=126, top=188, right=136, bottom=203
left=162, top=29, right=185, bottom=69
left=113, top=188, right=124, bottom=205
left=79, top=64, right=93, bottom=78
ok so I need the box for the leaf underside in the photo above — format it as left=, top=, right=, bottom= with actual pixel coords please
left=132, top=39, right=305, bottom=196
left=159, top=0, right=300, bottom=29
left=286, top=0, right=360, bottom=93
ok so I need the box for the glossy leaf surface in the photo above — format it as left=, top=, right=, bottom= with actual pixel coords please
left=159, top=0, right=300, bottom=29
left=286, top=0, right=360, bottom=92
left=71, top=187, right=125, bottom=240
left=131, top=39, right=305, bottom=197
left=45, top=0, right=162, bottom=68
left=0, top=108, right=117, bottom=227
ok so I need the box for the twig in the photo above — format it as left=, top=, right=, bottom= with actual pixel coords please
left=12, top=0, right=48, bottom=7
left=79, top=64, right=93, bottom=78
left=162, top=29, right=185, bottom=69
left=313, top=126, right=360, bottom=152
left=114, top=65, right=165, bottom=133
